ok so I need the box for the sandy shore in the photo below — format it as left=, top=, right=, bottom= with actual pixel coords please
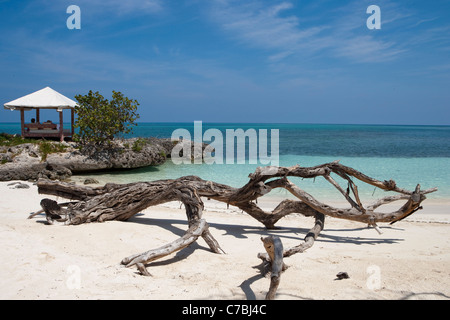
left=0, top=180, right=449, bottom=300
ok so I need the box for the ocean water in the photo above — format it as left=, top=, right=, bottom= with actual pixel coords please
left=1, top=122, right=449, bottom=202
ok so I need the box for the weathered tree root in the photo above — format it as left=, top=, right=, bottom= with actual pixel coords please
left=119, top=185, right=224, bottom=276
left=260, top=236, right=285, bottom=300
left=121, top=218, right=224, bottom=276
left=39, top=199, right=69, bottom=225
left=35, top=162, right=437, bottom=281
left=257, top=212, right=325, bottom=264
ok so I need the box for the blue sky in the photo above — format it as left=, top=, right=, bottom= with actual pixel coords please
left=0, top=0, right=449, bottom=124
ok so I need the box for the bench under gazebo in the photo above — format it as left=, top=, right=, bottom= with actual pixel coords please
left=4, top=87, right=77, bottom=142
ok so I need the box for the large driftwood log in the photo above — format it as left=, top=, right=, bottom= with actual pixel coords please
left=35, top=161, right=437, bottom=277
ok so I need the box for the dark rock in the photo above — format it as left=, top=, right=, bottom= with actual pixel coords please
left=7, top=182, right=30, bottom=189
left=38, top=163, right=72, bottom=181
left=83, top=178, right=99, bottom=185
left=335, top=272, right=350, bottom=280
left=15, top=183, right=30, bottom=189
left=0, top=161, right=47, bottom=181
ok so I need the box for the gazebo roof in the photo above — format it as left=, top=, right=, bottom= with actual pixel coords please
left=4, top=87, right=78, bottom=111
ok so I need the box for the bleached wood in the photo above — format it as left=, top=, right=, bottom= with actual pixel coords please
left=36, top=162, right=437, bottom=280
left=261, top=236, right=284, bottom=300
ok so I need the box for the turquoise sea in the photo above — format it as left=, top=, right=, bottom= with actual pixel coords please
left=1, top=122, right=449, bottom=202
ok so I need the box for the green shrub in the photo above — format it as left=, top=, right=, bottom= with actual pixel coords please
left=39, top=141, right=68, bottom=161
left=0, top=133, right=35, bottom=146
left=73, top=90, right=140, bottom=148
left=132, top=138, right=147, bottom=152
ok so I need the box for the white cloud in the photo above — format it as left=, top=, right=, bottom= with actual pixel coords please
left=28, top=0, right=164, bottom=15
left=206, top=0, right=406, bottom=64
left=334, top=36, right=406, bottom=63
left=208, top=0, right=323, bottom=59
left=96, top=0, right=164, bottom=15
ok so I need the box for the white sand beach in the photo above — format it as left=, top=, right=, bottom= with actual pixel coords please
left=0, top=180, right=449, bottom=300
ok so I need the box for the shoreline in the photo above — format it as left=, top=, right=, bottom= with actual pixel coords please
left=1, top=180, right=449, bottom=300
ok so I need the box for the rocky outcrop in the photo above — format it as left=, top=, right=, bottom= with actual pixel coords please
left=45, top=138, right=172, bottom=173
left=0, top=137, right=177, bottom=181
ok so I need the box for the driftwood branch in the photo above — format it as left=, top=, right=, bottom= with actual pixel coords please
left=35, top=162, right=437, bottom=282
left=260, top=236, right=285, bottom=300
left=122, top=218, right=215, bottom=276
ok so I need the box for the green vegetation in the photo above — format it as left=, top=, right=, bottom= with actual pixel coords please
left=132, top=138, right=147, bottom=152
left=74, top=90, right=140, bottom=148
left=38, top=141, right=68, bottom=161
left=0, top=133, right=68, bottom=162
left=0, top=133, right=35, bottom=146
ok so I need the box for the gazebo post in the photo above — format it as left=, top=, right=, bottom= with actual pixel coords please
left=59, top=109, right=64, bottom=142
left=71, top=109, right=74, bottom=137
left=36, top=109, right=40, bottom=123
left=20, top=108, right=25, bottom=138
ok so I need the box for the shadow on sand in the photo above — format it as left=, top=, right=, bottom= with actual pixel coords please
left=127, top=213, right=406, bottom=299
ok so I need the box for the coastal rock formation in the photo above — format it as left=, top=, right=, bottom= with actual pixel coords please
left=0, top=137, right=176, bottom=181
left=0, top=143, right=49, bottom=181
left=45, top=138, right=171, bottom=173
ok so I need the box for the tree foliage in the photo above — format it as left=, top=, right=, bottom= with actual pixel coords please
left=74, top=90, right=140, bottom=147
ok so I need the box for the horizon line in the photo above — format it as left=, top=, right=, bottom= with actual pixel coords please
left=2, top=121, right=450, bottom=127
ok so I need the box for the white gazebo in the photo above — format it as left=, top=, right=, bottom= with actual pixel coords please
left=4, top=87, right=77, bottom=141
